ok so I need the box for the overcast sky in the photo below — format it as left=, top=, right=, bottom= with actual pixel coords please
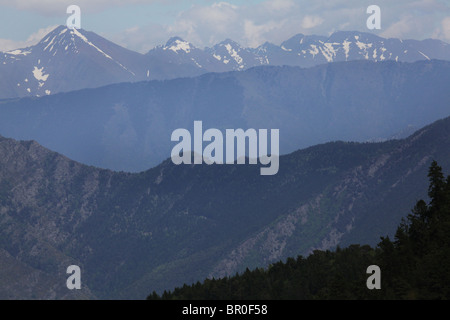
left=0, top=0, right=449, bottom=52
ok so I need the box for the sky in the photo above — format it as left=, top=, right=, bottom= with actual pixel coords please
left=0, top=0, right=449, bottom=53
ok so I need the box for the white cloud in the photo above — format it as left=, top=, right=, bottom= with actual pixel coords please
left=301, top=16, right=324, bottom=29
left=263, top=0, right=295, bottom=12
left=442, top=17, right=450, bottom=41
left=165, top=2, right=241, bottom=46
left=0, top=25, right=57, bottom=52
left=244, top=19, right=287, bottom=48
left=380, top=15, right=414, bottom=39
left=0, top=38, right=24, bottom=52
left=104, top=0, right=450, bottom=52
left=432, top=16, right=450, bottom=42
left=3, top=0, right=448, bottom=53
left=0, top=0, right=160, bottom=16
left=107, top=24, right=169, bottom=53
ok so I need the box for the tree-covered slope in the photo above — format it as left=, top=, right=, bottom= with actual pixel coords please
left=1, top=116, right=450, bottom=299
left=148, top=161, right=450, bottom=300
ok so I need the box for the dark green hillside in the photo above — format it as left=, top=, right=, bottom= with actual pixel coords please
left=148, top=161, right=450, bottom=300
left=1, top=116, right=450, bottom=299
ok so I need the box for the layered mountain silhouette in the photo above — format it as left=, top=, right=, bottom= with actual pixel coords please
left=0, top=60, right=449, bottom=172
left=1, top=25, right=449, bottom=99
left=1, top=24, right=450, bottom=300
left=1, top=115, right=450, bottom=299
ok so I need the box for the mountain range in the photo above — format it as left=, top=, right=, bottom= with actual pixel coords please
left=1, top=25, right=449, bottom=99
left=0, top=59, right=449, bottom=172
left=1, top=115, right=450, bottom=299
left=1, top=24, right=450, bottom=300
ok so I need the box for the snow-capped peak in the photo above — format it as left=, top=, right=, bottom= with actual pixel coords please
left=209, top=39, right=247, bottom=69
left=37, top=25, right=110, bottom=57
left=164, top=37, right=193, bottom=53
left=1, top=28, right=449, bottom=101
left=33, top=25, right=136, bottom=75
left=217, top=39, right=241, bottom=48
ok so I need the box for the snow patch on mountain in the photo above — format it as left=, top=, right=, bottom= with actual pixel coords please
left=191, top=58, right=202, bottom=68
left=309, top=45, right=319, bottom=58
left=72, top=28, right=112, bottom=60
left=6, top=49, right=31, bottom=56
left=342, top=40, right=351, bottom=60
left=356, top=41, right=373, bottom=51
left=224, top=43, right=244, bottom=67
left=165, top=39, right=192, bottom=53
left=321, top=43, right=339, bottom=62
left=44, top=36, right=56, bottom=52
left=71, top=28, right=135, bottom=75
left=1, top=27, right=449, bottom=100
left=418, top=51, right=431, bottom=60
left=32, top=66, right=49, bottom=82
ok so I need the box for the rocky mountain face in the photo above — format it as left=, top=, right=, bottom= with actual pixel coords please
left=0, top=26, right=146, bottom=99
left=257, top=31, right=450, bottom=67
left=1, top=116, right=450, bottom=299
left=0, top=137, right=99, bottom=299
left=0, top=60, right=449, bottom=172
left=1, top=26, right=448, bottom=99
